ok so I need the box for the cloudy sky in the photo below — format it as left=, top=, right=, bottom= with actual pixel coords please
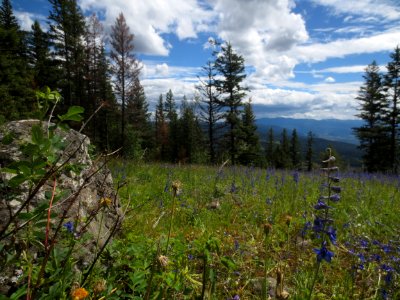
left=13, top=0, right=400, bottom=120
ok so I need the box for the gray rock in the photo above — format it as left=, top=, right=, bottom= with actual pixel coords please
left=0, top=120, right=122, bottom=294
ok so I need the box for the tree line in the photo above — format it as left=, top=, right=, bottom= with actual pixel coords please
left=0, top=0, right=319, bottom=168
left=353, top=47, right=400, bottom=174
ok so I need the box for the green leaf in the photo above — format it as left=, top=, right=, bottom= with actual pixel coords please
left=1, top=132, right=14, bottom=145
left=220, top=256, right=236, bottom=270
left=58, top=106, right=84, bottom=122
left=31, top=124, right=44, bottom=145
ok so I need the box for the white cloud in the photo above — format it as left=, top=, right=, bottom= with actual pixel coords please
left=155, top=63, right=169, bottom=77
left=79, top=0, right=214, bottom=55
left=293, top=30, right=400, bottom=64
left=311, top=0, right=400, bottom=22
left=15, top=11, right=37, bottom=30
left=324, top=76, right=335, bottom=83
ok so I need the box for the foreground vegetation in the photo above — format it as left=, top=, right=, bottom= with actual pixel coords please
left=102, top=161, right=399, bottom=299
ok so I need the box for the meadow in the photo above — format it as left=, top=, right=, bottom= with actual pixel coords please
left=101, top=160, right=400, bottom=299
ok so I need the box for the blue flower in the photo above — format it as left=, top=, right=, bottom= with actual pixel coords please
left=314, top=242, right=334, bottom=263
left=330, top=186, right=341, bottom=193
left=329, top=194, right=340, bottom=202
left=63, top=221, right=74, bottom=233
left=313, top=217, right=327, bottom=232
left=314, top=200, right=331, bottom=210
left=292, top=171, right=299, bottom=184
left=326, top=226, right=337, bottom=245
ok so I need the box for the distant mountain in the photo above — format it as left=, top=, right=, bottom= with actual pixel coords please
left=256, top=117, right=362, bottom=145
left=255, top=117, right=363, bottom=167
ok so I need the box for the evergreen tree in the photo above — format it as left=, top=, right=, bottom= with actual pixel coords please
left=196, top=60, right=223, bottom=163
left=266, top=128, right=275, bottom=167
left=110, top=12, right=141, bottom=155
left=155, top=94, right=168, bottom=160
left=353, top=61, right=388, bottom=172
left=237, top=99, right=261, bottom=166
left=0, top=0, right=33, bottom=122
left=27, top=20, right=55, bottom=89
left=214, top=42, right=247, bottom=165
left=276, top=129, right=291, bottom=169
left=383, top=47, right=400, bottom=173
left=178, top=99, right=205, bottom=163
left=48, top=0, right=86, bottom=109
left=290, top=129, right=301, bottom=169
left=126, top=78, right=152, bottom=157
left=305, top=131, right=314, bottom=172
left=164, top=89, right=179, bottom=162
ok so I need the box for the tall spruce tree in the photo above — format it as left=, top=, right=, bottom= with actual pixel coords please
left=353, top=61, right=388, bottom=172
left=155, top=94, right=168, bottom=160
left=290, top=129, right=301, bottom=169
left=48, top=0, right=86, bottom=109
left=110, top=12, right=141, bottom=155
left=178, top=98, right=204, bottom=163
left=237, top=99, right=261, bottom=166
left=196, top=60, right=223, bottom=163
left=276, top=129, right=291, bottom=169
left=164, top=89, right=179, bottom=162
left=383, top=47, right=400, bottom=173
left=27, top=20, right=55, bottom=89
left=0, top=0, right=33, bottom=121
left=266, top=128, right=275, bottom=167
left=305, top=131, right=314, bottom=172
left=214, top=42, right=247, bottom=165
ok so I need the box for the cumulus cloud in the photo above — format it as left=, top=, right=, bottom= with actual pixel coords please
left=79, top=0, right=214, bottom=55
left=311, top=0, right=400, bottom=22
left=324, top=76, right=335, bottom=83
left=15, top=11, right=37, bottom=30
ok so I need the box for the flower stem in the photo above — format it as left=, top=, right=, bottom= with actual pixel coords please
left=308, top=261, right=321, bottom=300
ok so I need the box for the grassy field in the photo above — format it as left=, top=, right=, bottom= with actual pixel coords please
left=102, top=161, right=400, bottom=299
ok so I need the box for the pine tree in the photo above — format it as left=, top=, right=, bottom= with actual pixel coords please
left=196, top=60, right=223, bottom=163
left=214, top=42, right=247, bottom=165
left=276, top=129, right=291, bottom=169
left=126, top=78, right=152, bottom=157
left=164, top=89, right=179, bottom=162
left=178, top=98, right=205, bottom=163
left=155, top=94, right=168, bottom=160
left=305, top=131, right=314, bottom=172
left=237, top=99, right=261, bottom=166
left=266, top=128, right=275, bottom=167
left=0, top=0, right=33, bottom=122
left=383, top=47, right=400, bottom=173
left=110, top=12, right=141, bottom=155
left=290, top=129, right=301, bottom=169
left=27, top=20, right=55, bottom=89
left=353, top=61, right=388, bottom=172
left=48, top=0, right=86, bottom=109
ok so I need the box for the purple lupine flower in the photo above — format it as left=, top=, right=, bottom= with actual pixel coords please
left=293, top=171, right=299, bottom=185
left=63, top=221, right=74, bottom=233
left=313, top=242, right=334, bottom=262
left=326, top=226, right=337, bottom=245
left=330, top=186, right=341, bottom=193
left=329, top=194, right=340, bottom=202
left=314, top=200, right=331, bottom=210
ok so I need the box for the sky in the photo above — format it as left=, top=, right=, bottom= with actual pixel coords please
left=12, top=0, right=400, bottom=120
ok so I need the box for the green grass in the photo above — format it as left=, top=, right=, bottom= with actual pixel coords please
left=101, top=161, right=399, bottom=299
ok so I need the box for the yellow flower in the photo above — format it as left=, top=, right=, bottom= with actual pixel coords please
left=171, top=180, right=182, bottom=196
left=100, top=197, right=112, bottom=207
left=71, top=287, right=89, bottom=300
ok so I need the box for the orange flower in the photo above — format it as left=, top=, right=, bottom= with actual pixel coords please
left=71, top=287, right=89, bottom=300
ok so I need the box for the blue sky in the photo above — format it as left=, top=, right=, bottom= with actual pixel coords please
left=12, top=0, right=400, bottom=120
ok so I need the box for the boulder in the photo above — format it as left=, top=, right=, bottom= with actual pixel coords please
left=0, top=120, right=122, bottom=294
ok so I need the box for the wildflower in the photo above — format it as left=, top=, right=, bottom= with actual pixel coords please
left=158, top=255, right=169, bottom=268
left=263, top=222, right=272, bottom=236
left=71, top=287, right=89, bottom=300
left=330, top=186, right=341, bottom=193
left=93, top=279, right=106, bottom=294
left=313, top=242, right=334, bottom=263
left=63, top=221, right=74, bottom=234
left=314, top=200, right=331, bottom=210
left=284, top=214, right=292, bottom=226
left=100, top=197, right=112, bottom=207
left=171, top=180, right=182, bottom=196
left=292, top=171, right=299, bottom=184
left=326, top=226, right=337, bottom=245
left=230, top=181, right=237, bottom=193
left=329, top=176, right=340, bottom=183
left=329, top=194, right=340, bottom=202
